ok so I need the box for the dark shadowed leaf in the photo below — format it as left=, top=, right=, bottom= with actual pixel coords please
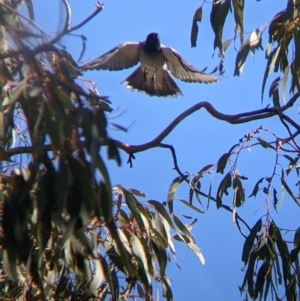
left=234, top=43, right=250, bottom=76
left=273, top=222, right=290, bottom=287
left=232, top=0, right=244, bottom=43
left=216, top=172, right=232, bottom=208
left=249, top=177, right=264, bottom=198
left=281, top=177, right=300, bottom=207
left=261, top=46, right=281, bottom=101
left=233, top=176, right=245, bottom=208
left=293, top=227, right=300, bottom=249
left=210, top=0, right=231, bottom=54
left=256, top=137, right=275, bottom=149
left=96, top=154, right=113, bottom=222
left=269, top=76, right=280, bottom=107
left=197, top=163, right=214, bottom=174
left=242, top=218, right=262, bottom=264
left=190, top=6, right=203, bottom=47
left=216, top=152, right=230, bottom=174
left=163, top=276, right=173, bottom=301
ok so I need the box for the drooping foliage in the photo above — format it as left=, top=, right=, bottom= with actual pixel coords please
left=0, top=1, right=204, bottom=300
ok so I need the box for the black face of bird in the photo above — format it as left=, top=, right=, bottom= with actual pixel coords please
left=145, top=33, right=160, bottom=52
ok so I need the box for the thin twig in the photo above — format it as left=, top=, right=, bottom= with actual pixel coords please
left=158, top=143, right=251, bottom=236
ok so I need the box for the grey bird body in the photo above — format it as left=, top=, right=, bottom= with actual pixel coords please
left=82, top=33, right=217, bottom=97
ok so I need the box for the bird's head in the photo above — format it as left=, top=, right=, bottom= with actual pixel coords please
left=145, top=32, right=161, bottom=51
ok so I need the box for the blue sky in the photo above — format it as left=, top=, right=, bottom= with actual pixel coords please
left=34, top=1, right=300, bottom=300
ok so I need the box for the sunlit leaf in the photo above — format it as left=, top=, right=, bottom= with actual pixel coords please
left=151, top=238, right=167, bottom=279
left=173, top=215, right=195, bottom=243
left=179, top=199, right=205, bottom=213
left=148, top=200, right=174, bottom=229
left=167, top=176, right=181, bottom=213
left=249, top=28, right=263, bottom=54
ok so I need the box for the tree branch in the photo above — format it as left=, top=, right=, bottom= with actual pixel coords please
left=6, top=94, right=300, bottom=158
left=108, top=94, right=299, bottom=154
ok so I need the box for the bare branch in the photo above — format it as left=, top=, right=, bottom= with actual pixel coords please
left=6, top=94, right=300, bottom=158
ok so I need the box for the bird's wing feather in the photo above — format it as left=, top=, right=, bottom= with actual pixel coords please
left=161, top=46, right=217, bottom=83
left=83, top=42, right=140, bottom=71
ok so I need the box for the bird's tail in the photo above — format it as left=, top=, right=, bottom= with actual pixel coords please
left=122, top=66, right=182, bottom=97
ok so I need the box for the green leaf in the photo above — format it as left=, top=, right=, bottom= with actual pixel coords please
left=163, top=276, right=173, bottom=301
left=125, top=191, right=145, bottom=229
left=1, top=78, right=27, bottom=116
left=56, top=87, right=73, bottom=110
left=282, top=65, right=289, bottom=103
left=179, top=199, right=205, bottom=213
left=131, top=235, right=152, bottom=284
left=173, top=215, right=195, bottom=243
left=103, top=256, right=119, bottom=301
left=210, top=0, right=231, bottom=54
left=167, top=176, right=181, bottom=213
left=95, top=154, right=113, bottom=222
left=197, top=163, right=214, bottom=174
left=256, top=137, right=275, bottom=149
left=234, top=42, right=250, bottom=76
left=249, top=177, right=264, bottom=198
left=148, top=200, right=174, bottom=229
left=186, top=241, right=205, bottom=265
left=129, top=188, right=146, bottom=197
left=242, top=218, right=262, bottom=264
left=293, top=227, right=300, bottom=249
left=216, top=152, right=230, bottom=174
left=68, top=157, right=98, bottom=224
left=269, top=76, right=280, bottom=107
left=261, top=45, right=281, bottom=101
left=190, top=6, right=203, bottom=47
left=161, top=215, right=176, bottom=254
left=281, top=177, right=300, bottom=207
left=216, top=172, right=232, bottom=208
left=108, top=222, right=137, bottom=278
left=151, top=238, right=167, bottom=279
left=232, top=0, right=244, bottom=43
left=88, top=257, right=105, bottom=294
left=233, top=176, right=245, bottom=208
left=273, top=222, right=290, bottom=287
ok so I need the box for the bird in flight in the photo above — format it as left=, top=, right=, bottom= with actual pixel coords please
left=82, top=32, right=217, bottom=97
